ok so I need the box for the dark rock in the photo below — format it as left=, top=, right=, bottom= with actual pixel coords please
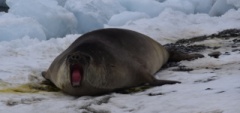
left=0, top=6, right=9, bottom=12
left=216, top=91, right=225, bottom=94
left=208, top=51, right=221, bottom=58
left=194, top=76, right=218, bottom=83
left=148, top=92, right=164, bottom=96
left=212, top=46, right=221, bottom=50
left=0, top=0, right=9, bottom=13
left=233, top=39, right=240, bottom=43
left=163, top=62, right=179, bottom=68
left=231, top=45, right=238, bottom=48
left=223, top=52, right=231, bottom=55
left=174, top=29, right=240, bottom=46
left=217, top=29, right=240, bottom=37
left=164, top=43, right=208, bottom=53
left=176, top=35, right=208, bottom=44
left=205, top=88, right=213, bottom=90
left=232, top=49, right=240, bottom=52
left=172, top=65, right=193, bottom=72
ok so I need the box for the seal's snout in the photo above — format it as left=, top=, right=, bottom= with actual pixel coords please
left=68, top=53, right=82, bottom=64
left=70, top=54, right=80, bottom=61
left=67, top=53, right=91, bottom=66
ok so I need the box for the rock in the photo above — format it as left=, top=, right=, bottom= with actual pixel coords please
left=208, top=51, right=221, bottom=58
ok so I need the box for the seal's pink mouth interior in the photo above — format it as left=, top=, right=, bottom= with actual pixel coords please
left=71, top=64, right=83, bottom=87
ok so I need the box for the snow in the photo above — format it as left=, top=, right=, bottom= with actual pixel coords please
left=0, top=36, right=240, bottom=112
left=0, top=0, right=240, bottom=113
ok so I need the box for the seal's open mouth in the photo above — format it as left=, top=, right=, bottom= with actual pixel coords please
left=70, top=64, right=83, bottom=87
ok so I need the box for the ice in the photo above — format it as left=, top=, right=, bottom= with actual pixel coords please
left=116, top=0, right=163, bottom=17
left=227, top=0, right=240, bottom=8
left=189, top=0, right=215, bottom=14
left=56, top=0, right=67, bottom=6
left=7, top=0, right=77, bottom=39
left=116, top=0, right=204, bottom=17
left=160, top=0, right=195, bottom=14
left=1, top=0, right=239, bottom=41
left=64, top=0, right=125, bottom=33
left=209, top=0, right=236, bottom=16
left=0, top=13, right=46, bottom=41
left=108, top=11, right=149, bottom=26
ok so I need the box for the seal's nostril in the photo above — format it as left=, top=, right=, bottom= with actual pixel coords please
left=68, top=54, right=81, bottom=63
left=72, top=56, right=75, bottom=59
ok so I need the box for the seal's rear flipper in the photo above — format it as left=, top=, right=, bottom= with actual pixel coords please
left=168, top=51, right=204, bottom=62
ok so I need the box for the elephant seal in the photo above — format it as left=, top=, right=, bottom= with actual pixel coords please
left=42, top=28, right=202, bottom=96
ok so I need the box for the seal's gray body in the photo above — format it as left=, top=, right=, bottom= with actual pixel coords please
left=43, top=28, right=177, bottom=96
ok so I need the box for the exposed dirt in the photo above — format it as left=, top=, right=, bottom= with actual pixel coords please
left=164, top=28, right=240, bottom=70
left=164, top=29, right=240, bottom=53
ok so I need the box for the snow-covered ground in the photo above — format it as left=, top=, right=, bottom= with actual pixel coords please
left=0, top=0, right=240, bottom=113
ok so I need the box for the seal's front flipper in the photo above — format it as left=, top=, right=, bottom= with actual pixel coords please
left=41, top=71, right=55, bottom=86
left=41, top=71, right=47, bottom=79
